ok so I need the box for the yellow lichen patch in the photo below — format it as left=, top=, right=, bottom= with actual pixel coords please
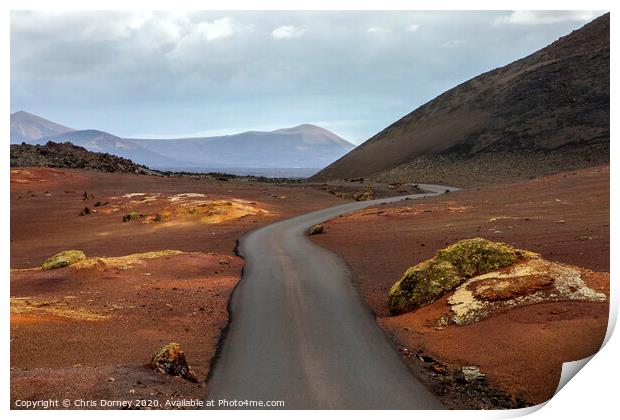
left=98, top=192, right=269, bottom=225
left=446, top=205, right=473, bottom=212
left=169, top=193, right=208, bottom=202
left=10, top=298, right=107, bottom=321
left=70, top=250, right=188, bottom=271
left=198, top=200, right=267, bottom=224
left=448, top=258, right=607, bottom=325
left=42, top=250, right=87, bottom=270
left=165, top=197, right=268, bottom=224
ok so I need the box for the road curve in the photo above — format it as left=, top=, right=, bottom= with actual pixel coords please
left=207, top=184, right=458, bottom=409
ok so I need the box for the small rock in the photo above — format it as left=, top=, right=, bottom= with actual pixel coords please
left=307, top=224, right=325, bottom=236
left=151, top=343, right=197, bottom=382
left=430, top=363, right=446, bottom=374
left=461, top=366, right=486, bottom=382
left=107, top=377, right=116, bottom=382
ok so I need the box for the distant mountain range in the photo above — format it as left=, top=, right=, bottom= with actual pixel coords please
left=10, top=110, right=74, bottom=142
left=10, top=111, right=355, bottom=171
left=312, top=13, right=610, bottom=186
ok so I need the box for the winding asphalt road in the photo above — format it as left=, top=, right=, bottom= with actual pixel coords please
left=207, top=184, right=458, bottom=409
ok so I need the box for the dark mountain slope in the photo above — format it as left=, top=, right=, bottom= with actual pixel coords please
left=10, top=141, right=153, bottom=174
left=312, top=14, right=609, bottom=186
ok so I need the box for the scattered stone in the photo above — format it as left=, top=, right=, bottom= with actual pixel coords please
left=79, top=206, right=91, bottom=216
left=151, top=343, right=197, bottom=382
left=42, top=250, right=87, bottom=270
left=307, top=224, right=325, bottom=236
left=430, top=363, right=446, bottom=374
left=107, top=377, right=116, bottom=382
left=461, top=366, right=485, bottom=382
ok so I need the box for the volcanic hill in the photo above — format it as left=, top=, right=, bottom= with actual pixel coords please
left=312, top=14, right=609, bottom=186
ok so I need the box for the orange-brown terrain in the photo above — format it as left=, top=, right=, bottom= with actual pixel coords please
left=312, top=165, right=610, bottom=407
left=10, top=167, right=344, bottom=408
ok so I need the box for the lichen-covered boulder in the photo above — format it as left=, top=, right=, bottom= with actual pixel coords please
left=151, top=342, right=197, bottom=382
left=388, top=238, right=538, bottom=315
left=41, top=250, right=87, bottom=271
left=307, top=224, right=324, bottom=236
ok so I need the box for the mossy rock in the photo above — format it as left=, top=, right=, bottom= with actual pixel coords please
left=388, top=238, right=538, bottom=315
left=41, top=250, right=87, bottom=270
left=151, top=342, right=197, bottom=382
left=353, top=189, right=375, bottom=201
left=307, top=224, right=324, bottom=235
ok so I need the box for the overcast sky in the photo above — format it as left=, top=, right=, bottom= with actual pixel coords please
left=11, top=10, right=605, bottom=144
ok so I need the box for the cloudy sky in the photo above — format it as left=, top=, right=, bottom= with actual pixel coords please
left=11, top=10, right=605, bottom=144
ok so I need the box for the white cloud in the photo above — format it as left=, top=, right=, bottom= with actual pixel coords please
left=405, top=24, right=420, bottom=32
left=367, top=26, right=388, bottom=34
left=196, top=17, right=250, bottom=42
left=271, top=25, right=306, bottom=40
left=494, top=10, right=602, bottom=26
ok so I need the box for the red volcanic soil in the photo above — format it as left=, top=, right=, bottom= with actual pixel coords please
left=11, top=168, right=341, bottom=268
left=312, top=165, right=609, bottom=407
left=10, top=168, right=344, bottom=409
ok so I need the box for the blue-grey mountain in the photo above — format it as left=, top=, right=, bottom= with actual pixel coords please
left=10, top=113, right=354, bottom=171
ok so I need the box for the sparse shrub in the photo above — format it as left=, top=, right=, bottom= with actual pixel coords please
left=122, top=211, right=142, bottom=222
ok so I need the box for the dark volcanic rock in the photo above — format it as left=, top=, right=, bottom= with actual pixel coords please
left=10, top=141, right=154, bottom=174
left=307, top=224, right=325, bottom=236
